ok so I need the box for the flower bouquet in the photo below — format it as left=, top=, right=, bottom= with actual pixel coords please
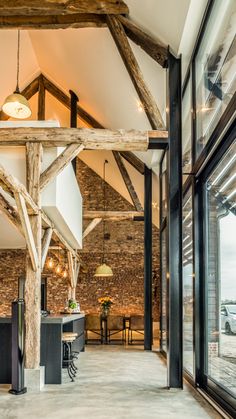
left=98, top=296, right=113, bottom=316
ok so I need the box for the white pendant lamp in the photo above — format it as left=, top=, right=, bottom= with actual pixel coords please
left=94, top=160, right=113, bottom=277
left=94, top=263, right=113, bottom=277
left=2, top=31, right=31, bottom=119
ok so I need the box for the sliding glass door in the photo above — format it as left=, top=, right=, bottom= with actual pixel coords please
left=202, top=137, right=236, bottom=406
left=183, top=188, right=194, bottom=376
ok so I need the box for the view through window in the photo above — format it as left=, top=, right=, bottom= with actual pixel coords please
left=206, top=140, right=236, bottom=397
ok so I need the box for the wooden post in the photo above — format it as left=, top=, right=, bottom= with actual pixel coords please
left=24, top=142, right=42, bottom=369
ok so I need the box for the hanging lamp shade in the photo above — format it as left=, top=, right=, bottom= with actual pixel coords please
left=94, top=263, right=113, bottom=277
left=2, top=92, right=31, bottom=119
left=94, top=159, right=113, bottom=277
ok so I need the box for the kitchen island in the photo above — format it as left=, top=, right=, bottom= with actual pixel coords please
left=0, top=313, right=85, bottom=385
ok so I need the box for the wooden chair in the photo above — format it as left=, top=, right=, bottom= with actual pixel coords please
left=128, top=315, right=144, bottom=344
left=85, top=314, right=103, bottom=344
left=107, top=315, right=125, bottom=344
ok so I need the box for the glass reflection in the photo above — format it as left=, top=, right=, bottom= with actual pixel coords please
left=195, top=0, right=236, bottom=155
left=183, top=188, right=194, bottom=375
left=206, top=140, right=236, bottom=397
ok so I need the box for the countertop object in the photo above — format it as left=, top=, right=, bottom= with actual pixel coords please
left=0, top=313, right=85, bottom=324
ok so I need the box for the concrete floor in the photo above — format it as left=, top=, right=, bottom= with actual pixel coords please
left=0, top=346, right=223, bottom=419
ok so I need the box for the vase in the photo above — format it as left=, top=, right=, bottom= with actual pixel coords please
left=102, top=307, right=109, bottom=317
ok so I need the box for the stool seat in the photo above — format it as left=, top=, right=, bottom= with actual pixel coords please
left=63, top=332, right=78, bottom=338
left=62, top=336, right=76, bottom=342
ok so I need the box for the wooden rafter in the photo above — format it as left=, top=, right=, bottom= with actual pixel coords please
left=113, top=151, right=143, bottom=211
left=0, top=127, right=167, bottom=148
left=0, top=13, right=106, bottom=30
left=0, top=163, right=38, bottom=214
left=84, top=210, right=143, bottom=221
left=42, top=74, right=104, bottom=128
left=83, top=217, right=102, bottom=239
left=0, top=192, right=23, bottom=234
left=41, top=227, right=53, bottom=269
left=41, top=75, right=146, bottom=173
left=41, top=211, right=79, bottom=260
left=0, top=74, right=156, bottom=176
left=14, top=192, right=38, bottom=272
left=40, top=143, right=84, bottom=190
left=107, top=15, right=165, bottom=130
left=0, top=1, right=129, bottom=16
left=0, top=161, right=79, bottom=260
left=118, top=15, right=168, bottom=68
left=118, top=151, right=145, bottom=175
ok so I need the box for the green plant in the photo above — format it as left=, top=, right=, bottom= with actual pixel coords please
left=68, top=299, right=77, bottom=310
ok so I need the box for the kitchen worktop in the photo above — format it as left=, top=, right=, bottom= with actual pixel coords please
left=0, top=312, right=85, bottom=324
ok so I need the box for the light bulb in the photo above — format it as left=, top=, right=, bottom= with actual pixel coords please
left=62, top=270, right=68, bottom=279
left=47, top=258, right=54, bottom=269
left=55, top=265, right=61, bottom=274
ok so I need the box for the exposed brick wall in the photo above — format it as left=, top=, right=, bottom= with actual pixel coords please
left=0, top=158, right=160, bottom=321
left=76, top=159, right=160, bottom=321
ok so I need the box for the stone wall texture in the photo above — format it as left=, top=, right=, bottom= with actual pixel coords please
left=0, top=157, right=160, bottom=321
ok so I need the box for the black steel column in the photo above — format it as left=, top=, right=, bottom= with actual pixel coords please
left=9, top=300, right=27, bottom=395
left=69, top=90, right=79, bottom=173
left=166, top=50, right=183, bottom=387
left=144, top=165, right=152, bottom=350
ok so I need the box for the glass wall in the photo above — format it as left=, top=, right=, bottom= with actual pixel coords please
left=182, top=188, right=194, bottom=376
left=182, top=77, right=192, bottom=179
left=205, top=140, right=236, bottom=398
left=160, top=154, right=167, bottom=353
left=195, top=0, right=236, bottom=156
left=161, top=227, right=167, bottom=353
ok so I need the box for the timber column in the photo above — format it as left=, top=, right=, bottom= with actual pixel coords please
left=25, top=143, right=42, bottom=371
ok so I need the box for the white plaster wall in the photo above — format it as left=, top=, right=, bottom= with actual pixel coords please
left=42, top=147, right=83, bottom=249
left=0, top=131, right=83, bottom=249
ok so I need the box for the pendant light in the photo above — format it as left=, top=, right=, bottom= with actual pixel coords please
left=2, top=31, right=31, bottom=119
left=94, top=160, right=113, bottom=277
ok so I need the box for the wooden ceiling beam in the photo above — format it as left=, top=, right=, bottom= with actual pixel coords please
left=0, top=192, right=23, bottom=235
left=40, top=143, right=84, bottom=190
left=0, top=163, right=39, bottom=214
left=113, top=151, right=143, bottom=211
left=83, top=210, right=144, bottom=221
left=0, top=127, right=157, bottom=150
left=118, top=151, right=145, bottom=175
left=107, top=15, right=165, bottom=130
left=42, top=74, right=104, bottom=129
left=117, top=15, right=168, bottom=68
left=0, top=1, right=129, bottom=16
left=83, top=218, right=102, bottom=239
left=41, top=227, right=53, bottom=269
left=0, top=162, right=79, bottom=260
left=14, top=191, right=38, bottom=272
left=0, top=13, right=106, bottom=30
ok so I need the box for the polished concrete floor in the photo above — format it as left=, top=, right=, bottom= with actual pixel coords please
left=0, top=346, right=222, bottom=419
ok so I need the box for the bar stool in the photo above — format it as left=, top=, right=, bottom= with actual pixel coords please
left=63, top=332, right=80, bottom=359
left=62, top=333, right=78, bottom=382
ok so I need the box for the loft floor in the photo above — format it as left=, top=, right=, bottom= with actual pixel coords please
left=0, top=346, right=221, bottom=419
